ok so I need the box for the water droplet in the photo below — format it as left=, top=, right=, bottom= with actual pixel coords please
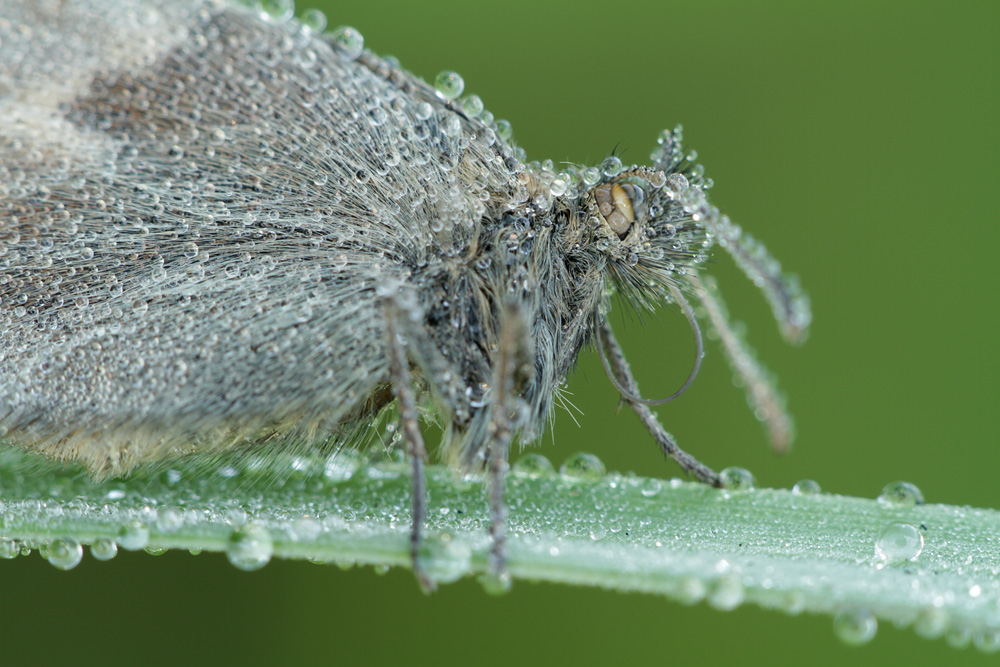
left=833, top=609, right=877, bottom=646
left=299, top=7, right=327, bottom=33
left=479, top=570, right=513, bottom=596
left=144, top=546, right=169, bottom=556
left=877, top=481, right=924, bottom=507
left=0, top=538, right=17, bottom=559
left=226, top=524, right=274, bottom=571
left=639, top=478, right=662, bottom=498
left=559, top=452, right=606, bottom=481
left=945, top=627, right=973, bottom=649
left=259, top=0, right=294, bottom=22
left=494, top=119, right=512, bottom=142
left=719, top=467, right=755, bottom=491
left=156, top=507, right=184, bottom=533
left=329, top=26, right=363, bottom=60
left=791, top=479, right=821, bottom=495
left=708, top=575, right=745, bottom=611
left=117, top=521, right=150, bottom=551
left=373, top=563, right=391, bottom=576
left=874, top=522, right=923, bottom=563
left=601, top=156, right=623, bottom=178
left=90, top=539, right=118, bottom=561
left=459, top=94, right=484, bottom=118
left=674, top=576, right=707, bottom=605
left=913, top=606, right=949, bottom=639
left=44, top=538, right=83, bottom=570
left=511, top=453, right=555, bottom=477
left=433, top=71, right=464, bottom=102
left=973, top=629, right=1000, bottom=654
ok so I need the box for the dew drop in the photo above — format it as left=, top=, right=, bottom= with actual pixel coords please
left=791, top=479, right=821, bottom=495
left=259, top=0, right=294, bottom=22
left=511, top=453, right=555, bottom=477
left=601, top=156, right=623, bottom=178
left=675, top=576, right=707, bottom=605
left=156, top=507, right=184, bottom=533
left=914, top=606, right=949, bottom=639
left=226, top=524, right=274, bottom=571
left=833, top=609, right=877, bottom=646
left=44, top=538, right=84, bottom=570
left=877, top=481, right=924, bottom=508
left=639, top=478, right=662, bottom=498
left=0, top=538, right=17, bottom=559
left=329, top=26, right=364, bottom=60
left=479, top=570, right=513, bottom=596
left=494, top=119, right=512, bottom=142
left=459, top=94, right=484, bottom=118
left=299, top=7, right=327, bottom=32
left=145, top=546, right=169, bottom=556
left=433, top=71, right=465, bottom=102
left=117, top=521, right=150, bottom=551
left=559, top=452, right=606, bottom=481
left=373, top=563, right=391, bottom=576
left=945, top=627, right=973, bottom=649
left=874, top=522, right=923, bottom=563
left=719, top=467, right=755, bottom=491
left=90, top=539, right=118, bottom=561
left=708, top=575, right=745, bottom=611
left=973, top=629, right=1000, bottom=654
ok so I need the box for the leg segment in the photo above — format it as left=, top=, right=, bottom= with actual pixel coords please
left=384, top=300, right=436, bottom=593
left=485, top=305, right=527, bottom=589
left=598, top=321, right=722, bottom=487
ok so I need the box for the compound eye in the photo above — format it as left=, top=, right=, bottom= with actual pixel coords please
left=595, top=183, right=637, bottom=237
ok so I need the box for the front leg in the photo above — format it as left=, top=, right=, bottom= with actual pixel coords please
left=484, top=304, right=532, bottom=592
left=383, top=299, right=436, bottom=593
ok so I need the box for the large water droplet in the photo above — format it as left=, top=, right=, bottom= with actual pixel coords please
left=511, top=453, right=554, bottom=477
left=117, top=521, right=150, bottom=551
left=0, top=538, right=17, bottom=559
left=329, top=26, right=364, bottom=60
left=226, top=524, right=274, bottom=571
left=90, top=539, right=119, bottom=561
left=601, top=156, right=623, bottom=178
left=707, top=575, right=745, bottom=611
left=877, top=481, right=924, bottom=508
left=791, top=479, right=821, bottom=495
left=299, top=7, right=327, bottom=33
left=44, top=538, right=83, bottom=570
left=874, top=522, right=923, bottom=563
left=719, top=467, right=755, bottom=491
left=433, top=71, right=464, bottom=102
left=914, top=606, right=949, bottom=639
left=259, top=0, right=294, bottom=22
left=479, top=569, right=513, bottom=596
left=459, top=95, right=484, bottom=118
left=639, top=478, right=662, bottom=498
left=833, top=609, right=877, bottom=646
left=559, top=452, right=606, bottom=482
left=973, top=629, right=1000, bottom=654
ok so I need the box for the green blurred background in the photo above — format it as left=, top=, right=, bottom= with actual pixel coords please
left=3, top=0, right=999, bottom=664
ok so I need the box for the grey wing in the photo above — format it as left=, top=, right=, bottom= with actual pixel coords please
left=0, top=0, right=522, bottom=476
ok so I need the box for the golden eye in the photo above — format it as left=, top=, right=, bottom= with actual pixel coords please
left=595, top=183, right=635, bottom=237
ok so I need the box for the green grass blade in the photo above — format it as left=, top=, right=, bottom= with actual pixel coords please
left=0, top=447, right=997, bottom=649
